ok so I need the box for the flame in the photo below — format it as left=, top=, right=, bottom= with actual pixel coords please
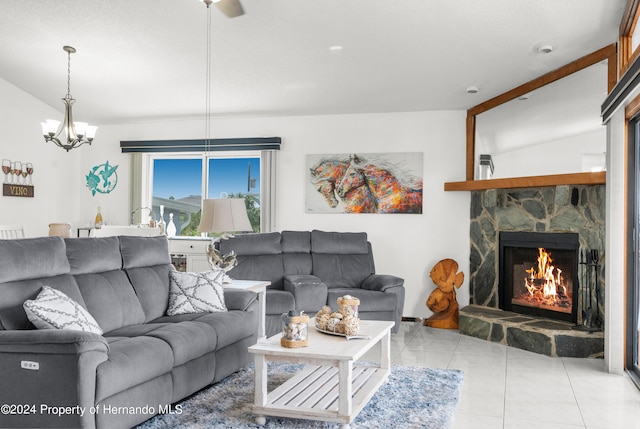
left=523, top=248, right=567, bottom=306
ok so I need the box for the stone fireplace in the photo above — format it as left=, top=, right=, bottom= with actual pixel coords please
left=459, top=185, right=605, bottom=357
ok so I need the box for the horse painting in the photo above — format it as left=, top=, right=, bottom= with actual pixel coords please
left=336, top=154, right=423, bottom=213
left=309, top=160, right=377, bottom=213
left=307, top=153, right=423, bottom=214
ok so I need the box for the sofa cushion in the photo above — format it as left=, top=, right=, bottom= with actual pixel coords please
left=64, top=236, right=147, bottom=332
left=219, top=232, right=282, bottom=256
left=23, top=286, right=103, bottom=334
left=310, top=230, right=374, bottom=288
left=74, top=270, right=146, bottom=333
left=154, top=310, right=257, bottom=351
left=95, top=336, right=174, bottom=402
left=126, top=265, right=173, bottom=322
left=0, top=275, right=85, bottom=331
left=167, top=270, right=227, bottom=315
left=65, top=237, right=122, bottom=275
left=311, top=230, right=369, bottom=254
left=104, top=323, right=170, bottom=338
left=120, top=236, right=171, bottom=269
left=220, top=232, right=286, bottom=289
left=0, top=236, right=69, bottom=283
left=282, top=231, right=312, bottom=276
left=144, top=322, right=217, bottom=366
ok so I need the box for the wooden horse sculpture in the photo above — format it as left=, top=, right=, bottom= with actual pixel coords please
left=424, top=258, right=464, bottom=329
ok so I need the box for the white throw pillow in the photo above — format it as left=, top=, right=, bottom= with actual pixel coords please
left=23, top=286, right=103, bottom=335
left=167, top=269, right=228, bottom=315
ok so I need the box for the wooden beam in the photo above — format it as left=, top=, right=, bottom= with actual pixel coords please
left=444, top=172, right=606, bottom=192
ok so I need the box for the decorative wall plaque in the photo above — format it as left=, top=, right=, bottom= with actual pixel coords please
left=3, top=184, right=34, bottom=198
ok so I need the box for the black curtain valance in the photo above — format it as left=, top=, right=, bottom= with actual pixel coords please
left=120, top=137, right=281, bottom=153
left=602, top=55, right=640, bottom=123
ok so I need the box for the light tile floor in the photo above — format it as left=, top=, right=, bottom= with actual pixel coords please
left=364, top=321, right=640, bottom=429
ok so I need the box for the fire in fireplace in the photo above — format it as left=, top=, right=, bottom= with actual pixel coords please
left=499, top=232, right=579, bottom=323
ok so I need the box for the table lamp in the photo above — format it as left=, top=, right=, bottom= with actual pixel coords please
left=198, top=198, right=253, bottom=278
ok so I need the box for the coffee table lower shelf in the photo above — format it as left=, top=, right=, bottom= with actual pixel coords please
left=253, top=364, right=389, bottom=427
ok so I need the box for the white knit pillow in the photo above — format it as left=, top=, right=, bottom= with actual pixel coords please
left=23, top=286, right=103, bottom=335
left=167, top=269, right=228, bottom=315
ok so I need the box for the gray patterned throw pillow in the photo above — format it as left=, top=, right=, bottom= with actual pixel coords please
left=23, top=286, right=103, bottom=335
left=167, top=269, right=228, bottom=315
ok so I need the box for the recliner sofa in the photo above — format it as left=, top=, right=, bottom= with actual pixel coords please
left=0, top=235, right=258, bottom=429
left=219, top=230, right=405, bottom=336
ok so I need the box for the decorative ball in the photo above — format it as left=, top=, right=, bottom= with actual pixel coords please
left=342, top=315, right=360, bottom=336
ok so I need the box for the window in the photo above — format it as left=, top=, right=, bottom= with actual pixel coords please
left=122, top=137, right=280, bottom=235
left=620, top=0, right=640, bottom=76
left=147, top=153, right=261, bottom=236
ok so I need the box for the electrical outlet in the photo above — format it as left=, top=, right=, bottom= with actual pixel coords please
left=21, top=361, right=39, bottom=370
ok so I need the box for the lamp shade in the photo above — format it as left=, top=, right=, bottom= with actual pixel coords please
left=198, top=198, right=253, bottom=233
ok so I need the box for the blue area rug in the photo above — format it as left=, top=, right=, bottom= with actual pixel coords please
left=136, top=363, right=464, bottom=429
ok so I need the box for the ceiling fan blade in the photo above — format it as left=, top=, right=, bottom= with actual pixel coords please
left=215, top=0, right=244, bottom=18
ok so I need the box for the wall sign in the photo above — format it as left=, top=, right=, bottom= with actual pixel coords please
left=3, top=184, right=34, bottom=198
left=2, top=159, right=34, bottom=198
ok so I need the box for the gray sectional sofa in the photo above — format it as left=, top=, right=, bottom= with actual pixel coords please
left=219, top=230, right=405, bottom=336
left=0, top=235, right=258, bottom=429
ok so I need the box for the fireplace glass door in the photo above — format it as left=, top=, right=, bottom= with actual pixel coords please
left=500, top=232, right=579, bottom=323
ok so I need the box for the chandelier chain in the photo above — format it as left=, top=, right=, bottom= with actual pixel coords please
left=205, top=5, right=212, bottom=154
left=66, top=49, right=72, bottom=98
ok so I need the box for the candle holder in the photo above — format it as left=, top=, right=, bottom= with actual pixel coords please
left=337, top=295, right=360, bottom=318
left=280, top=310, right=309, bottom=348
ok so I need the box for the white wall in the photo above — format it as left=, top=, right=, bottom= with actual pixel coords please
left=81, top=111, right=470, bottom=319
left=0, top=78, right=83, bottom=237
left=489, top=128, right=605, bottom=179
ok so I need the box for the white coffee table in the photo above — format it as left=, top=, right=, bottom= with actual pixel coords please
left=224, top=279, right=270, bottom=341
left=248, top=318, right=393, bottom=429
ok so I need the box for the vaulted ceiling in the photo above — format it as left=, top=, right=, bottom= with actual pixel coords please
left=0, top=0, right=627, bottom=125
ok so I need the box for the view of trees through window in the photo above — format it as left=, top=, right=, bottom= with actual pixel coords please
left=151, top=156, right=261, bottom=236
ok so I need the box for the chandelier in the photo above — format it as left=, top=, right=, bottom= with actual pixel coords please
left=41, top=46, right=97, bottom=152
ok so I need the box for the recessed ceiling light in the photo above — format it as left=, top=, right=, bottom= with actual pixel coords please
left=537, top=44, right=553, bottom=54
left=466, top=86, right=479, bottom=94
left=329, top=45, right=343, bottom=53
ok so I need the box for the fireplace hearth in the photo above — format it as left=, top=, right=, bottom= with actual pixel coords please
left=499, top=231, right=579, bottom=324
left=462, top=185, right=605, bottom=357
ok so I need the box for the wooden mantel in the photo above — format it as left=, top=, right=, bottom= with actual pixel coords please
left=444, top=171, right=606, bottom=192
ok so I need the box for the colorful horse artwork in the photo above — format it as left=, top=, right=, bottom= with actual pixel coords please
left=336, top=154, right=423, bottom=213
left=309, top=160, right=377, bottom=213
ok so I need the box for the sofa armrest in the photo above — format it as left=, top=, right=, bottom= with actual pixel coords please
left=361, top=274, right=405, bottom=292
left=0, top=329, right=108, bottom=354
left=284, top=275, right=328, bottom=313
left=224, top=289, right=258, bottom=311
left=0, top=329, right=109, bottom=429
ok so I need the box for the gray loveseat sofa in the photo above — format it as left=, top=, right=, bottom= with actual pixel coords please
left=0, top=235, right=258, bottom=429
left=219, top=230, right=405, bottom=337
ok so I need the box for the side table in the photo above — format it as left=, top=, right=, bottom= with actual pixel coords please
left=224, top=279, right=270, bottom=341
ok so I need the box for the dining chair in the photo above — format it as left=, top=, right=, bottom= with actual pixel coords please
left=0, top=224, right=25, bottom=239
